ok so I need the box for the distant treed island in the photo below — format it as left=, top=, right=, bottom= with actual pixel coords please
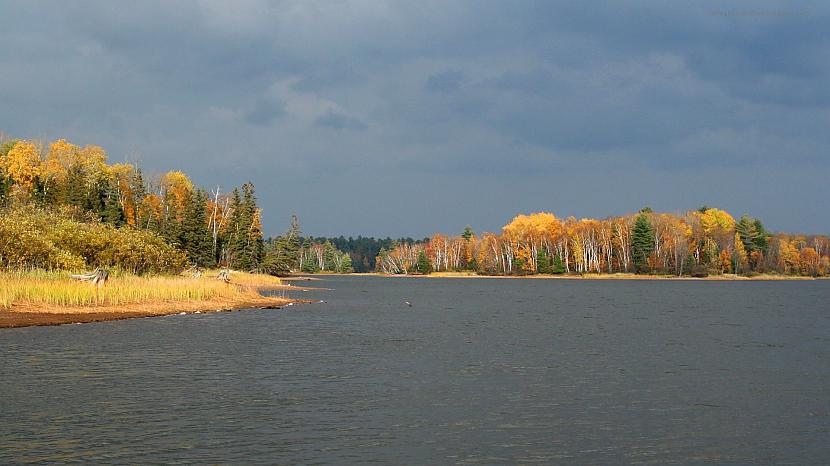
left=312, top=212, right=829, bottom=278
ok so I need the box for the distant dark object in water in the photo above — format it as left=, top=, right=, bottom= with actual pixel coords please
left=70, top=268, right=109, bottom=287
left=405, top=301, right=412, bottom=307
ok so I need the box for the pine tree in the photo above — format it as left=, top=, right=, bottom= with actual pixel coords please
left=552, top=253, right=565, bottom=274
left=323, top=241, right=337, bottom=271
left=180, top=189, right=215, bottom=267
left=102, top=190, right=126, bottom=227
left=536, top=248, right=552, bottom=274
left=736, top=215, right=759, bottom=253
left=225, top=188, right=245, bottom=268
left=263, top=215, right=302, bottom=276
left=239, top=182, right=264, bottom=270
left=752, top=219, right=769, bottom=253
left=340, top=255, right=353, bottom=273
left=416, top=250, right=432, bottom=274
left=632, top=213, right=655, bottom=274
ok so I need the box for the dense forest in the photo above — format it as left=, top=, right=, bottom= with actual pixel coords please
left=372, top=210, right=830, bottom=277
left=0, top=136, right=272, bottom=274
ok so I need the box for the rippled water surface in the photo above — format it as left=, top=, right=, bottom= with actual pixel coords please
left=2, top=276, right=829, bottom=464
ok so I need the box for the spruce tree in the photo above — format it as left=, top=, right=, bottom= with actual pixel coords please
left=632, top=213, right=655, bottom=273
left=225, top=188, right=246, bottom=268
left=102, top=190, right=126, bottom=227
left=180, top=189, right=215, bottom=267
left=552, top=253, right=565, bottom=274
left=240, top=182, right=264, bottom=270
left=340, top=255, right=353, bottom=273
left=416, top=250, right=432, bottom=275
left=536, top=248, right=552, bottom=274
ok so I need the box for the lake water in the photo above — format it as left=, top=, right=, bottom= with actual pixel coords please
left=1, top=276, right=829, bottom=464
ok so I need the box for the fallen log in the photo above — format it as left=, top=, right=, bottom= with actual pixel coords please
left=70, top=268, right=110, bottom=287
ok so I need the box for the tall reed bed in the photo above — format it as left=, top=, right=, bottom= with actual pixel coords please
left=0, top=270, right=278, bottom=309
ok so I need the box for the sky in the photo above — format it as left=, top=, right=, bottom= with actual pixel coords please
left=1, top=1, right=828, bottom=237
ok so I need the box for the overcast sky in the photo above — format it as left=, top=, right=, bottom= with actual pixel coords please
left=1, top=1, right=828, bottom=237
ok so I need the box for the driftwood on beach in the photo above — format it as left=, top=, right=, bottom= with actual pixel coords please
left=70, top=268, right=110, bottom=286
left=217, top=269, right=231, bottom=283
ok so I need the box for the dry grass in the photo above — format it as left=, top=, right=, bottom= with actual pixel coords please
left=0, top=269, right=284, bottom=310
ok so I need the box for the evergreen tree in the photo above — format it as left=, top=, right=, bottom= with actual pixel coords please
left=323, top=241, right=337, bottom=271
left=300, top=238, right=318, bottom=273
left=632, top=213, right=655, bottom=273
left=226, top=187, right=251, bottom=269
left=340, top=255, right=353, bottom=273
left=241, top=183, right=264, bottom=269
left=102, top=190, right=126, bottom=227
left=263, top=215, right=302, bottom=276
left=736, top=215, right=759, bottom=253
left=461, top=225, right=475, bottom=241
left=180, top=189, right=215, bottom=267
left=64, top=166, right=86, bottom=209
left=536, top=248, right=552, bottom=274
left=415, top=250, right=432, bottom=274
left=752, top=219, right=769, bottom=253
left=552, top=253, right=565, bottom=274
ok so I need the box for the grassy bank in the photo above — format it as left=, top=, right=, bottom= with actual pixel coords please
left=0, top=270, right=296, bottom=328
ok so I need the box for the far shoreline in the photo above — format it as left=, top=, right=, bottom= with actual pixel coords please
left=344, top=272, right=823, bottom=281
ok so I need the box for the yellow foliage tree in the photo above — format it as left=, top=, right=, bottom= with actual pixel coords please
left=162, top=171, right=194, bottom=221
left=4, top=140, right=41, bottom=194
left=733, top=232, right=748, bottom=274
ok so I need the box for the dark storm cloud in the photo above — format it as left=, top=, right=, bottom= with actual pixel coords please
left=1, top=0, right=828, bottom=236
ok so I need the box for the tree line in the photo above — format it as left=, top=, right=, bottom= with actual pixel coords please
left=0, top=136, right=266, bottom=273
left=374, top=209, right=830, bottom=277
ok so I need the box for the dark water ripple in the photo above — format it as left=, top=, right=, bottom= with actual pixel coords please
left=2, top=277, right=829, bottom=464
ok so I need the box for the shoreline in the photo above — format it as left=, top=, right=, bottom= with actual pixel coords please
left=347, top=272, right=823, bottom=280
left=0, top=293, right=304, bottom=329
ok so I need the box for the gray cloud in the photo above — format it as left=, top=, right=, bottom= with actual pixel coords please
left=426, top=70, right=465, bottom=93
left=314, top=111, right=368, bottom=130
left=0, top=0, right=828, bottom=236
left=243, top=99, right=286, bottom=126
